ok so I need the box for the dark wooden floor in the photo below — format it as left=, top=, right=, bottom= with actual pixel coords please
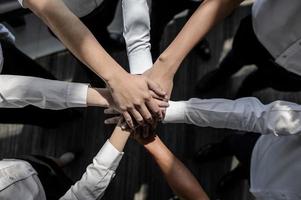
left=2, top=4, right=299, bottom=200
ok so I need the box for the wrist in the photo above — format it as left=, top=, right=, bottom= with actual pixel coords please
left=155, top=52, right=180, bottom=78
left=87, top=87, right=111, bottom=107
left=102, top=65, right=127, bottom=84
left=105, top=68, right=129, bottom=87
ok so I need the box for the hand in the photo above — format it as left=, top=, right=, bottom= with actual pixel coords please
left=106, top=72, right=167, bottom=129
left=143, top=59, right=174, bottom=100
left=104, top=108, right=161, bottom=138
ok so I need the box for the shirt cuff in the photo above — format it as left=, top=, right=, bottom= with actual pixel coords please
left=163, top=101, right=187, bottom=123
left=95, top=140, right=124, bottom=171
left=128, top=49, right=153, bottom=74
left=66, top=83, right=89, bottom=107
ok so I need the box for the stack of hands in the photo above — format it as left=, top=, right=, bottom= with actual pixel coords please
left=104, top=61, right=175, bottom=136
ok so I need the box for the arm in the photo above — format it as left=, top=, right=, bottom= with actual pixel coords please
left=0, top=75, right=88, bottom=109
left=0, top=75, right=116, bottom=110
left=122, top=0, right=153, bottom=74
left=164, top=97, right=301, bottom=136
left=21, top=0, right=166, bottom=127
left=144, top=0, right=244, bottom=97
left=60, top=123, right=130, bottom=200
left=142, top=136, right=209, bottom=200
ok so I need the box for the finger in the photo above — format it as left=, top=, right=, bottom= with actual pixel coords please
left=143, top=125, right=149, bottom=138
left=155, top=99, right=169, bottom=108
left=149, top=90, right=167, bottom=101
left=129, top=108, right=144, bottom=126
left=147, top=79, right=166, bottom=97
left=146, top=99, right=163, bottom=121
left=104, top=108, right=119, bottom=115
left=136, top=104, right=153, bottom=124
left=123, top=112, right=135, bottom=129
left=104, top=116, right=121, bottom=124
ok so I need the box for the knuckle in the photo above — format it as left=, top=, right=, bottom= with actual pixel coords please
left=137, top=118, right=144, bottom=123
left=120, top=106, right=127, bottom=111
left=144, top=94, right=152, bottom=101
left=134, top=99, right=143, bottom=106
left=126, top=104, right=134, bottom=110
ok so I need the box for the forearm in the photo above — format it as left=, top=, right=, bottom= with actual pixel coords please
left=164, top=98, right=301, bottom=136
left=156, top=0, right=243, bottom=76
left=24, top=0, right=126, bottom=82
left=109, top=125, right=131, bottom=152
left=144, top=136, right=208, bottom=200
left=86, top=88, right=112, bottom=107
left=61, top=125, right=127, bottom=200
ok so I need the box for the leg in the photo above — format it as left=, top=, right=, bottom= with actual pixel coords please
left=258, top=61, right=301, bottom=92
left=236, top=68, right=269, bottom=98
left=150, top=0, right=190, bottom=59
left=187, top=1, right=212, bottom=61
left=1, top=40, right=56, bottom=79
left=196, top=15, right=272, bottom=93
left=20, top=154, right=74, bottom=200
left=80, top=0, right=123, bottom=50
left=195, top=132, right=260, bottom=169
left=0, top=106, right=82, bottom=128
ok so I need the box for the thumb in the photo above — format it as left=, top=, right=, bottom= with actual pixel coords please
left=146, top=79, right=166, bottom=97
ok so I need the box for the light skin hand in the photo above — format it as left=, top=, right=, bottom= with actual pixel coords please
left=24, top=0, right=167, bottom=129
left=107, top=74, right=167, bottom=129
left=143, top=60, right=174, bottom=100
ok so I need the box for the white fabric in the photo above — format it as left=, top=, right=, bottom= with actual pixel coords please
left=252, top=0, right=301, bottom=76
left=164, top=97, right=301, bottom=199
left=0, top=140, right=123, bottom=200
left=122, top=0, right=153, bottom=74
left=0, top=160, right=46, bottom=200
left=61, top=140, right=123, bottom=200
left=18, top=0, right=104, bottom=17
left=0, top=75, right=89, bottom=109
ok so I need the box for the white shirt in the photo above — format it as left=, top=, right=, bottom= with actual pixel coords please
left=164, top=97, right=301, bottom=199
left=0, top=140, right=124, bottom=200
left=0, top=75, right=89, bottom=109
left=122, top=0, right=153, bottom=74
left=252, top=0, right=301, bottom=76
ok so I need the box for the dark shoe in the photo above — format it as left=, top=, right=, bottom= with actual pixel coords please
left=195, top=39, right=211, bottom=61
left=194, top=142, right=230, bottom=163
left=195, top=68, right=228, bottom=94
left=94, top=30, right=125, bottom=51
left=216, top=165, right=249, bottom=196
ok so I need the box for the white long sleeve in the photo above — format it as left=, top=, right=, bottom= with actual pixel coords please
left=0, top=75, right=88, bottom=109
left=122, top=0, right=153, bottom=74
left=164, top=97, right=301, bottom=136
left=60, top=140, right=123, bottom=200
